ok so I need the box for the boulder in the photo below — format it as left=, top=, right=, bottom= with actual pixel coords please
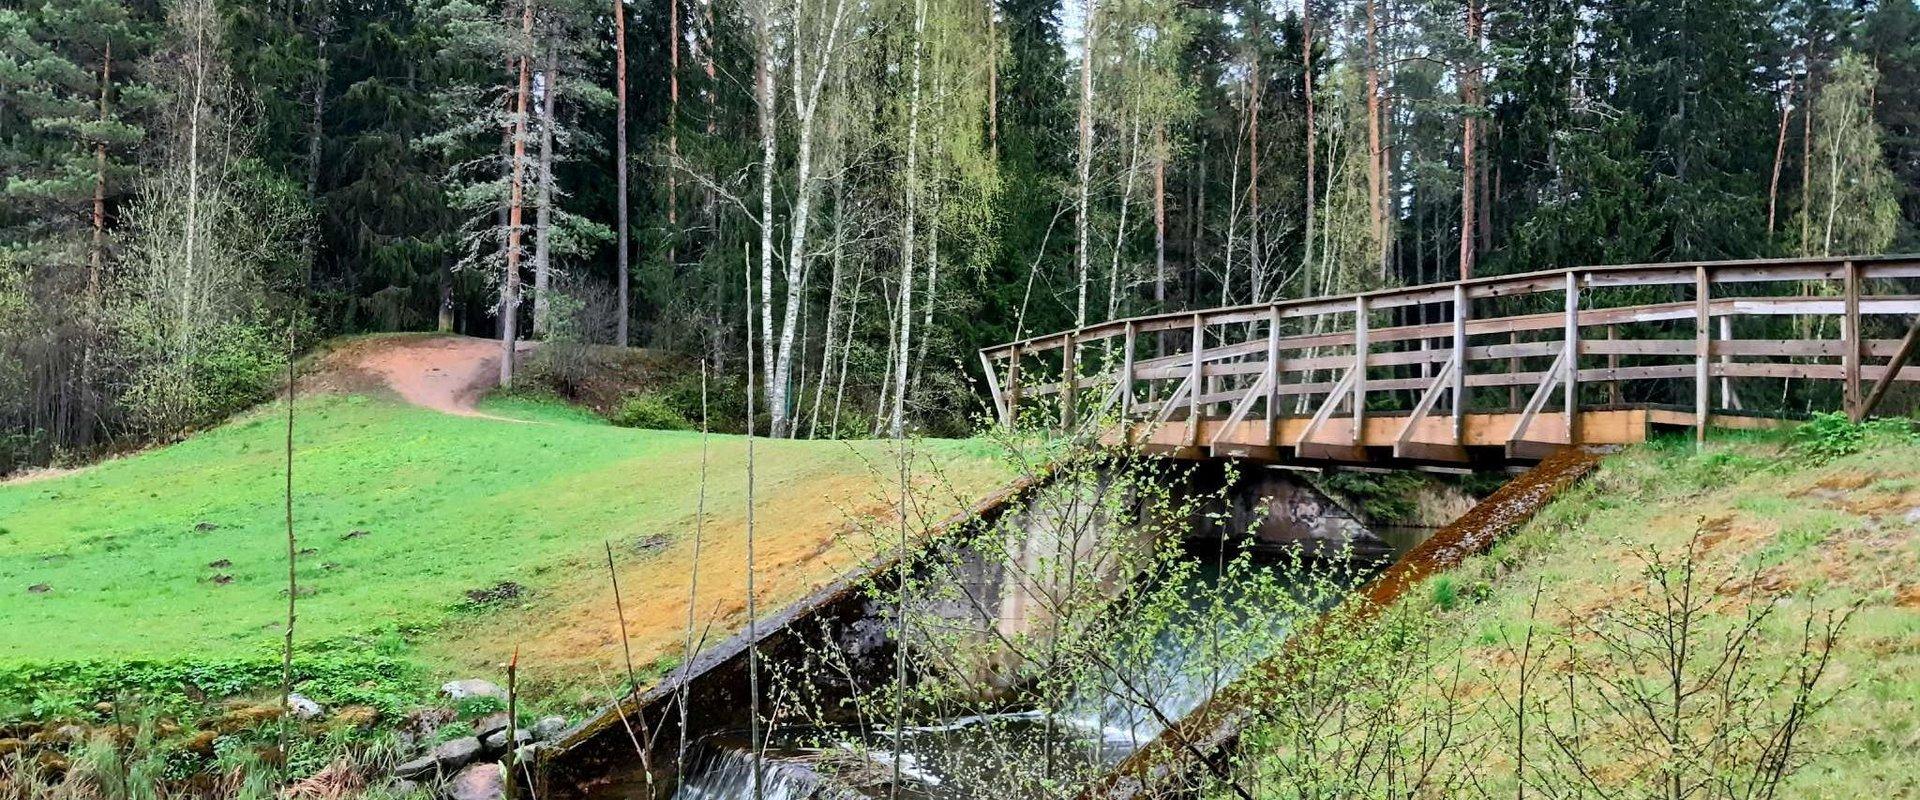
left=402, top=707, right=457, bottom=739
left=394, top=736, right=483, bottom=780
left=389, top=779, right=421, bottom=797
left=481, top=728, right=530, bottom=755
left=530, top=716, right=568, bottom=742
left=447, top=763, right=505, bottom=800
left=286, top=693, right=324, bottom=720
left=440, top=679, right=504, bottom=701
left=471, top=713, right=510, bottom=739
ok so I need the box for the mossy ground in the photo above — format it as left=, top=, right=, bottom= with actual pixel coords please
left=1384, top=426, right=1920, bottom=797
left=0, top=391, right=1010, bottom=716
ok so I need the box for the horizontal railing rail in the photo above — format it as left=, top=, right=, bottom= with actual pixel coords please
left=979, top=254, right=1920, bottom=459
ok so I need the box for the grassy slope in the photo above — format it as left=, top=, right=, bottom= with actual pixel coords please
left=1402, top=431, right=1919, bottom=796
left=0, top=392, right=1010, bottom=689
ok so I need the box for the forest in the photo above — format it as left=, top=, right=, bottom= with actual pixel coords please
left=3, top=0, right=1918, bottom=468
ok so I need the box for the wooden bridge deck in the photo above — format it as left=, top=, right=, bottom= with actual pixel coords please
left=980, top=255, right=1920, bottom=468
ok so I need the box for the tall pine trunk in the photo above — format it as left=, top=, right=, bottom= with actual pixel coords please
left=1247, top=14, right=1261, bottom=301
left=532, top=47, right=557, bottom=337
left=1457, top=0, right=1480, bottom=281
left=500, top=0, right=534, bottom=386
left=1302, top=0, right=1316, bottom=276
left=616, top=0, right=632, bottom=345
left=89, top=41, right=112, bottom=299
left=1365, top=0, right=1385, bottom=274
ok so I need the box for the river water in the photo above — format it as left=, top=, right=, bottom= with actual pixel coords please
left=663, top=525, right=1437, bottom=800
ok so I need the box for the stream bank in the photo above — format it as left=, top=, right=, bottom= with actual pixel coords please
left=545, top=455, right=1437, bottom=800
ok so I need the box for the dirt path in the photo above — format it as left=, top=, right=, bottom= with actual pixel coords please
left=314, top=334, right=531, bottom=416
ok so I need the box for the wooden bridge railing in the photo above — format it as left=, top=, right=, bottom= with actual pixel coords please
left=980, top=255, right=1920, bottom=462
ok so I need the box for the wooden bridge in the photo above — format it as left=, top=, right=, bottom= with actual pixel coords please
left=980, top=255, right=1920, bottom=468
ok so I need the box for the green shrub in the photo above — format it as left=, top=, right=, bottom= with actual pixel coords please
left=610, top=392, right=692, bottom=430
left=1793, top=411, right=1914, bottom=464
left=454, top=695, right=505, bottom=719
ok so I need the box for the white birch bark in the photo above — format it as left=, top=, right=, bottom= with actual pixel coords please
left=889, top=0, right=927, bottom=437
left=768, top=0, right=851, bottom=437
left=1073, top=0, right=1098, bottom=327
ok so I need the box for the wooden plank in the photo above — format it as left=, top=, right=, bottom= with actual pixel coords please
left=1265, top=307, right=1281, bottom=446
left=1583, top=339, right=1694, bottom=356
left=1453, top=285, right=1467, bottom=443
left=1607, top=325, right=1622, bottom=404
left=1188, top=315, right=1202, bottom=446
left=1060, top=332, right=1077, bottom=429
left=1296, top=367, right=1357, bottom=448
left=1509, top=348, right=1569, bottom=449
left=980, top=349, right=1008, bottom=427
left=1713, top=362, right=1920, bottom=381
left=1565, top=271, right=1580, bottom=442
left=1718, top=315, right=1741, bottom=411
left=1353, top=297, right=1368, bottom=444
left=1394, top=355, right=1459, bottom=459
left=1120, top=322, right=1136, bottom=423
left=1006, top=345, right=1021, bottom=429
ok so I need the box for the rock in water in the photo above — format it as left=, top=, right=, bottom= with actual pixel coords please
left=448, top=763, right=505, bottom=800
left=440, top=679, right=505, bottom=701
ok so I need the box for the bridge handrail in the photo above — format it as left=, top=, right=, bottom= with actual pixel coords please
left=979, top=254, right=1920, bottom=450
left=980, top=254, right=1920, bottom=359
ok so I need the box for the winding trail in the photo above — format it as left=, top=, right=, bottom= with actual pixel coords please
left=315, top=334, right=532, bottom=417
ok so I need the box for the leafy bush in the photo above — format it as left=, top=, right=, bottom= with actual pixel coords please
left=1793, top=411, right=1913, bottom=464
left=610, top=391, right=692, bottom=430
left=0, top=646, right=430, bottom=722
left=653, top=370, right=749, bottom=432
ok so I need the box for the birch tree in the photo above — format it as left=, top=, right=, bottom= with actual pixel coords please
left=1804, top=51, right=1898, bottom=257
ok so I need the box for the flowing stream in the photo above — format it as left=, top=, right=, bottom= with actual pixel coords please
left=664, top=528, right=1436, bottom=800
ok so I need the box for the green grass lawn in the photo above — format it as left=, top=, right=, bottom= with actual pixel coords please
left=0, top=392, right=1010, bottom=667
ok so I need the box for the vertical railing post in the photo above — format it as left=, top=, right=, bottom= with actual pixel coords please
left=1843, top=259, right=1861, bottom=419
left=1006, top=345, right=1021, bottom=430
left=1607, top=325, right=1621, bottom=405
left=1352, top=296, right=1368, bottom=445
left=1265, top=306, right=1281, bottom=446
left=1694, top=264, right=1711, bottom=446
left=1060, top=333, right=1077, bottom=430
left=1718, top=315, right=1738, bottom=410
left=1120, top=321, right=1136, bottom=423
left=1564, top=270, right=1580, bottom=443
left=1188, top=314, right=1203, bottom=446
left=1452, top=284, right=1467, bottom=444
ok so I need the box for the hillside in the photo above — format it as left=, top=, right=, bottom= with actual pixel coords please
left=1225, top=425, right=1920, bottom=797
left=0, top=336, right=1013, bottom=714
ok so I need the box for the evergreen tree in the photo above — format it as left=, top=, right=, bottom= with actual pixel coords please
left=1861, top=0, right=1920, bottom=248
